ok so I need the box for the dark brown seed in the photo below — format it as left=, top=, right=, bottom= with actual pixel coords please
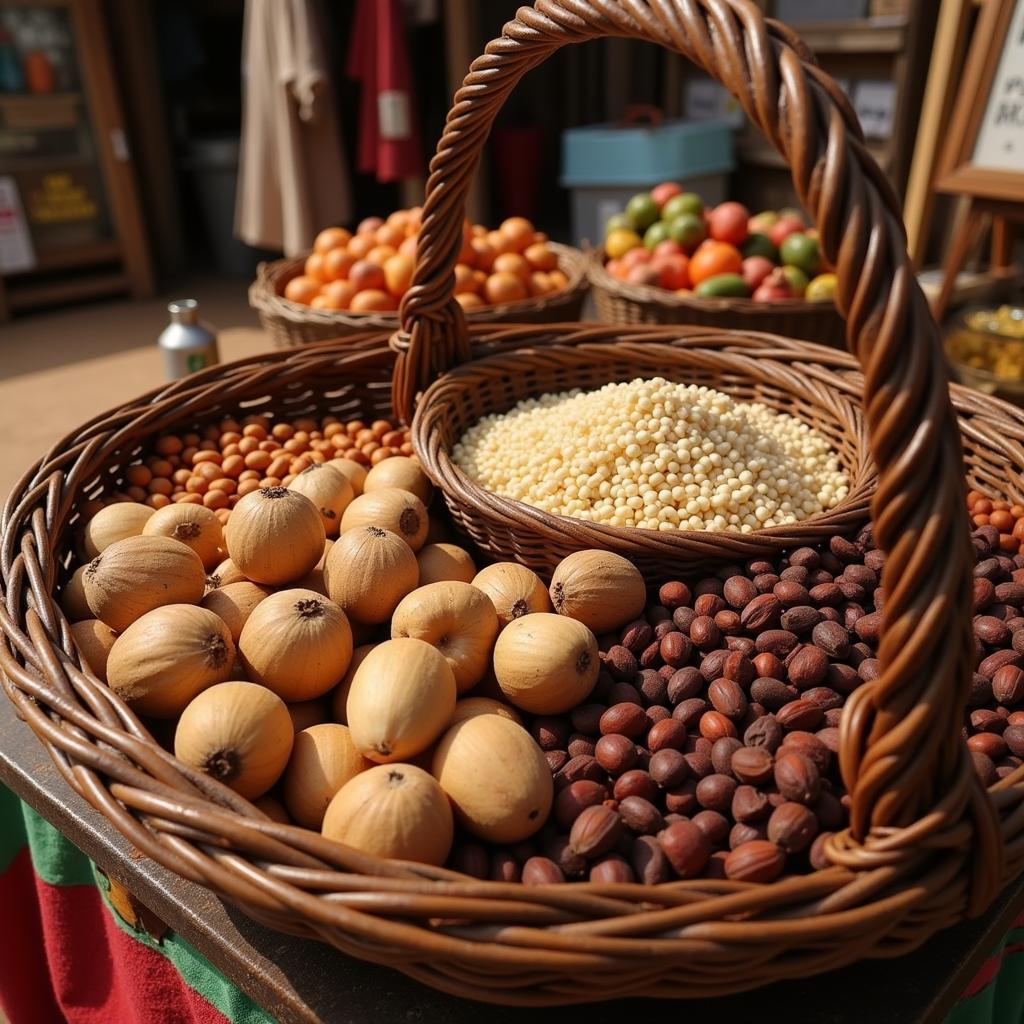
left=780, top=565, right=811, bottom=585
left=802, top=687, right=843, bottom=712
left=567, top=734, right=596, bottom=759
left=993, top=665, right=1024, bottom=706
left=809, top=832, right=833, bottom=870
left=729, top=822, right=767, bottom=849
left=450, top=843, right=489, bottom=879
left=589, top=855, right=634, bottom=884
left=756, top=629, right=799, bottom=658
left=607, top=682, right=643, bottom=706
left=789, top=547, right=820, bottom=569
left=781, top=731, right=832, bottom=774
left=776, top=699, right=824, bottom=732
left=767, top=802, right=818, bottom=852
left=1004, top=725, right=1024, bottom=757
left=699, top=710, right=737, bottom=741
left=725, top=840, right=785, bottom=882
left=740, top=593, right=782, bottom=631
left=591, top=734, right=634, bottom=775
left=639, top=640, right=662, bottom=668
left=708, top=677, right=748, bottom=719
left=658, top=820, right=711, bottom=878
left=658, top=581, right=691, bottom=609
left=774, top=581, right=810, bottom=607
left=723, top=576, right=758, bottom=609
left=613, top=770, right=658, bottom=802
left=715, top=609, right=742, bottom=635
left=557, top=754, right=604, bottom=787
left=571, top=704, right=606, bottom=735
left=774, top=752, right=821, bottom=804
left=695, top=773, right=738, bottom=812
left=753, top=573, right=780, bottom=594
left=673, top=697, right=709, bottom=727
left=711, top=736, right=743, bottom=775
left=554, top=780, right=608, bottom=829
left=543, top=836, right=586, bottom=878
left=667, top=667, right=703, bottom=704
left=647, top=718, right=688, bottom=752
left=815, top=726, right=841, bottom=753
left=731, top=784, right=770, bottom=823
left=996, top=582, right=1024, bottom=607
left=489, top=852, right=521, bottom=882
left=814, top=790, right=845, bottom=830
left=725, top=635, right=758, bottom=656
left=522, top=856, right=565, bottom=885
left=691, top=809, right=730, bottom=847
left=664, top=779, right=699, bottom=815
left=751, top=677, right=799, bottom=710
left=673, top=606, right=697, bottom=632
left=753, top=651, right=785, bottom=679
left=569, top=804, right=624, bottom=859
left=690, top=616, right=721, bottom=651
left=648, top=748, right=689, bottom=788
left=781, top=605, right=822, bottom=635
left=743, top=714, right=784, bottom=753
left=967, top=732, right=1007, bottom=759
left=545, top=750, right=569, bottom=774
left=699, top=649, right=730, bottom=682
left=599, top=703, right=649, bottom=738
left=808, top=582, right=843, bottom=607
left=660, top=631, right=692, bottom=668
left=722, top=652, right=755, bottom=688
left=971, top=750, right=996, bottom=786
left=811, top=621, right=851, bottom=659
left=975, top=615, right=1011, bottom=647
left=695, top=593, right=726, bottom=617
left=683, top=748, right=713, bottom=780
left=532, top=717, right=569, bottom=751
left=730, top=746, right=774, bottom=786
left=858, top=659, right=882, bottom=682
left=620, top=619, right=654, bottom=654
left=826, top=663, right=861, bottom=694
left=619, top=795, right=665, bottom=835
left=854, top=611, right=883, bottom=644
left=631, top=834, right=671, bottom=884
left=604, top=645, right=639, bottom=681
left=971, top=709, right=1008, bottom=734
left=787, top=645, right=830, bottom=690
left=639, top=670, right=669, bottom=706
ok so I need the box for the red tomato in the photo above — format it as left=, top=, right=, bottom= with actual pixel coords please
left=708, top=202, right=750, bottom=246
left=621, top=247, right=652, bottom=269
left=652, top=253, right=690, bottom=291
left=653, top=239, right=684, bottom=258
left=769, top=216, right=805, bottom=248
left=688, top=240, right=743, bottom=286
left=741, top=256, right=775, bottom=291
left=651, top=182, right=683, bottom=209
left=605, top=257, right=624, bottom=278
left=626, top=264, right=660, bottom=286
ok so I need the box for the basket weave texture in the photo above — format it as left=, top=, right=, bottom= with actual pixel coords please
left=4, top=0, right=1024, bottom=1008
left=587, top=247, right=848, bottom=348
left=249, top=242, right=589, bottom=348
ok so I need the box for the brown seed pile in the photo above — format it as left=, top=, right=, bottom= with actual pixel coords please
left=78, top=415, right=412, bottom=526
left=447, top=519, right=1024, bottom=885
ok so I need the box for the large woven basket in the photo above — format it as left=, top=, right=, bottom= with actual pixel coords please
left=249, top=241, right=589, bottom=347
left=4, top=0, right=1024, bottom=1009
left=587, top=246, right=848, bottom=348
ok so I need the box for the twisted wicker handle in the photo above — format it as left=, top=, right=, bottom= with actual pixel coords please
left=393, top=0, right=1001, bottom=907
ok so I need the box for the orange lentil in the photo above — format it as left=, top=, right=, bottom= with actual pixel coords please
left=197, top=462, right=223, bottom=482
left=975, top=499, right=994, bottom=515
left=147, top=478, right=173, bottom=496
left=331, top=434, right=349, bottom=451
left=361, top=442, right=380, bottom=457
left=342, top=449, right=369, bottom=465
left=256, top=440, right=279, bottom=453
left=324, top=423, right=345, bottom=439
left=272, top=423, right=294, bottom=441
left=124, top=485, right=146, bottom=502
left=237, top=437, right=259, bottom=455
left=400, top=442, right=414, bottom=456
left=369, top=447, right=394, bottom=464
left=126, top=465, right=152, bottom=487
left=209, top=477, right=237, bottom=495
left=173, top=468, right=192, bottom=485
left=222, top=443, right=241, bottom=457
left=220, top=417, right=242, bottom=433
left=203, top=490, right=229, bottom=511
left=182, top=446, right=198, bottom=464
left=283, top=438, right=307, bottom=454
left=1013, top=505, right=1024, bottom=518
left=259, top=476, right=282, bottom=488
left=1014, top=519, right=1024, bottom=541
left=150, top=459, right=173, bottom=478
left=228, top=494, right=242, bottom=507
left=973, top=513, right=991, bottom=526
left=355, top=428, right=375, bottom=446
left=244, top=450, right=272, bottom=471
left=215, top=508, right=232, bottom=524
left=311, top=439, right=333, bottom=453
left=268, top=455, right=291, bottom=478
left=295, top=418, right=318, bottom=433
left=192, top=450, right=222, bottom=466
left=183, top=433, right=200, bottom=447
left=282, top=474, right=295, bottom=486
left=242, top=424, right=267, bottom=440
left=382, top=431, right=404, bottom=448
left=991, top=510, right=1015, bottom=531
left=155, top=435, right=184, bottom=456
left=238, top=469, right=261, bottom=482
left=308, top=451, right=326, bottom=464
left=186, top=476, right=208, bottom=494
left=167, top=455, right=181, bottom=468
left=347, top=420, right=366, bottom=437
left=220, top=431, right=242, bottom=447
left=291, top=456, right=312, bottom=473
left=145, top=493, right=172, bottom=510
left=999, top=533, right=1017, bottom=552
left=221, top=454, right=245, bottom=478
left=371, top=420, right=391, bottom=440
left=237, top=479, right=261, bottom=497
left=994, top=500, right=1011, bottom=511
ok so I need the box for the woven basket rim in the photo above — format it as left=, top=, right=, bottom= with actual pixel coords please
left=585, top=245, right=839, bottom=317
left=249, top=241, right=589, bottom=331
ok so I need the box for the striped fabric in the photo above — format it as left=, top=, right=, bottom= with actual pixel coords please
left=1, top=782, right=1021, bottom=1022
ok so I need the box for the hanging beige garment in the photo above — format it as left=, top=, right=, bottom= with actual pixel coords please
left=235, top=0, right=351, bottom=255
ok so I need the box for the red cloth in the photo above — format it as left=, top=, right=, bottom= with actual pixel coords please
left=346, top=0, right=423, bottom=181
left=0, top=848, right=230, bottom=1024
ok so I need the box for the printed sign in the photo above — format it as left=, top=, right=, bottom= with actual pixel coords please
left=972, top=0, right=1024, bottom=172
left=0, top=175, right=36, bottom=273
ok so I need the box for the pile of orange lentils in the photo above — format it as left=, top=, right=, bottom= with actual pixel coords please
left=80, top=414, right=412, bottom=525
left=968, top=490, right=1024, bottom=553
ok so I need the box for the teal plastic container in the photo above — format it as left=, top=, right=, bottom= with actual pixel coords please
left=560, top=117, right=734, bottom=246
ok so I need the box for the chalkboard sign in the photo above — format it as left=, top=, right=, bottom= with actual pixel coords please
left=937, top=0, right=1024, bottom=201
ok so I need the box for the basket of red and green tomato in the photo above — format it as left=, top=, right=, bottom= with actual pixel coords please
left=600, top=182, right=836, bottom=303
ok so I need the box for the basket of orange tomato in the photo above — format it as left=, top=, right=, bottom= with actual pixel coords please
left=586, top=182, right=846, bottom=348
left=250, top=208, right=588, bottom=347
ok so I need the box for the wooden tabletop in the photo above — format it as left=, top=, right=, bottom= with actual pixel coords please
left=2, top=693, right=1021, bottom=1024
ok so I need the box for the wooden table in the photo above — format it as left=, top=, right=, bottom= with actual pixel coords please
left=1, top=693, right=1021, bottom=1024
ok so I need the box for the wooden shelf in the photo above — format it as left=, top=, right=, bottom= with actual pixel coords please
left=788, top=17, right=908, bottom=54
left=6, top=269, right=129, bottom=311
left=0, top=91, right=83, bottom=104
left=3, top=239, right=121, bottom=275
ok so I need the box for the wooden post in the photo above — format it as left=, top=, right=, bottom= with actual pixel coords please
left=443, top=0, right=485, bottom=225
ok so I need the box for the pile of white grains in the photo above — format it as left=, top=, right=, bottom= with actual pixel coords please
left=452, top=377, right=849, bottom=533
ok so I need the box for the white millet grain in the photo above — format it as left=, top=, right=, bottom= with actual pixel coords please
left=452, top=377, right=849, bottom=533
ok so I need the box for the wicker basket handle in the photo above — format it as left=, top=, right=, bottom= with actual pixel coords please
left=392, top=0, right=1000, bottom=908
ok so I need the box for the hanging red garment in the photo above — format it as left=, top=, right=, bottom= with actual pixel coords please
left=347, top=0, right=424, bottom=182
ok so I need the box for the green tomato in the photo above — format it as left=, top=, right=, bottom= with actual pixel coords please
left=741, top=232, right=777, bottom=261
left=779, top=232, right=820, bottom=275
left=780, top=264, right=809, bottom=297
left=605, top=212, right=635, bottom=236
left=625, top=193, right=660, bottom=230
left=662, top=192, right=704, bottom=222
left=695, top=273, right=749, bottom=299
left=643, top=220, right=671, bottom=250
left=666, top=212, right=706, bottom=249
left=748, top=210, right=779, bottom=234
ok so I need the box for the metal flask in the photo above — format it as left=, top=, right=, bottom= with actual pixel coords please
left=158, top=299, right=220, bottom=379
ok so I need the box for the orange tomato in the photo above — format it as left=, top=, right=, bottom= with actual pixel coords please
left=349, top=260, right=387, bottom=292
left=323, top=248, right=355, bottom=282
left=493, top=252, right=531, bottom=282
left=385, top=210, right=410, bottom=231
left=453, top=264, right=478, bottom=294
left=283, top=275, right=321, bottom=305
left=314, top=227, right=351, bottom=253
left=375, top=224, right=405, bottom=249
left=455, top=292, right=485, bottom=310
left=357, top=216, right=384, bottom=235
left=350, top=289, right=397, bottom=312
left=484, top=271, right=528, bottom=304
left=500, top=216, right=535, bottom=252
left=529, top=271, right=552, bottom=296
left=304, top=251, right=327, bottom=282
left=605, top=258, right=624, bottom=279
left=471, top=223, right=487, bottom=237
left=524, top=243, right=557, bottom=271
left=320, top=280, right=357, bottom=309
left=548, top=269, right=569, bottom=290
left=348, top=234, right=375, bottom=259
left=406, top=206, right=423, bottom=230
left=398, top=234, right=418, bottom=258
left=383, top=254, right=414, bottom=298
left=366, top=244, right=397, bottom=265
left=458, top=234, right=477, bottom=265
left=469, top=238, right=495, bottom=271
left=310, top=294, right=334, bottom=310
left=472, top=269, right=488, bottom=291
left=688, top=240, right=743, bottom=285
left=486, top=229, right=513, bottom=255
left=532, top=231, right=549, bottom=245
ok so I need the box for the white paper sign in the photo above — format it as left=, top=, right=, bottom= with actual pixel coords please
left=972, top=0, right=1024, bottom=172
left=685, top=79, right=745, bottom=129
left=852, top=80, right=897, bottom=139
left=0, top=176, right=35, bottom=273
